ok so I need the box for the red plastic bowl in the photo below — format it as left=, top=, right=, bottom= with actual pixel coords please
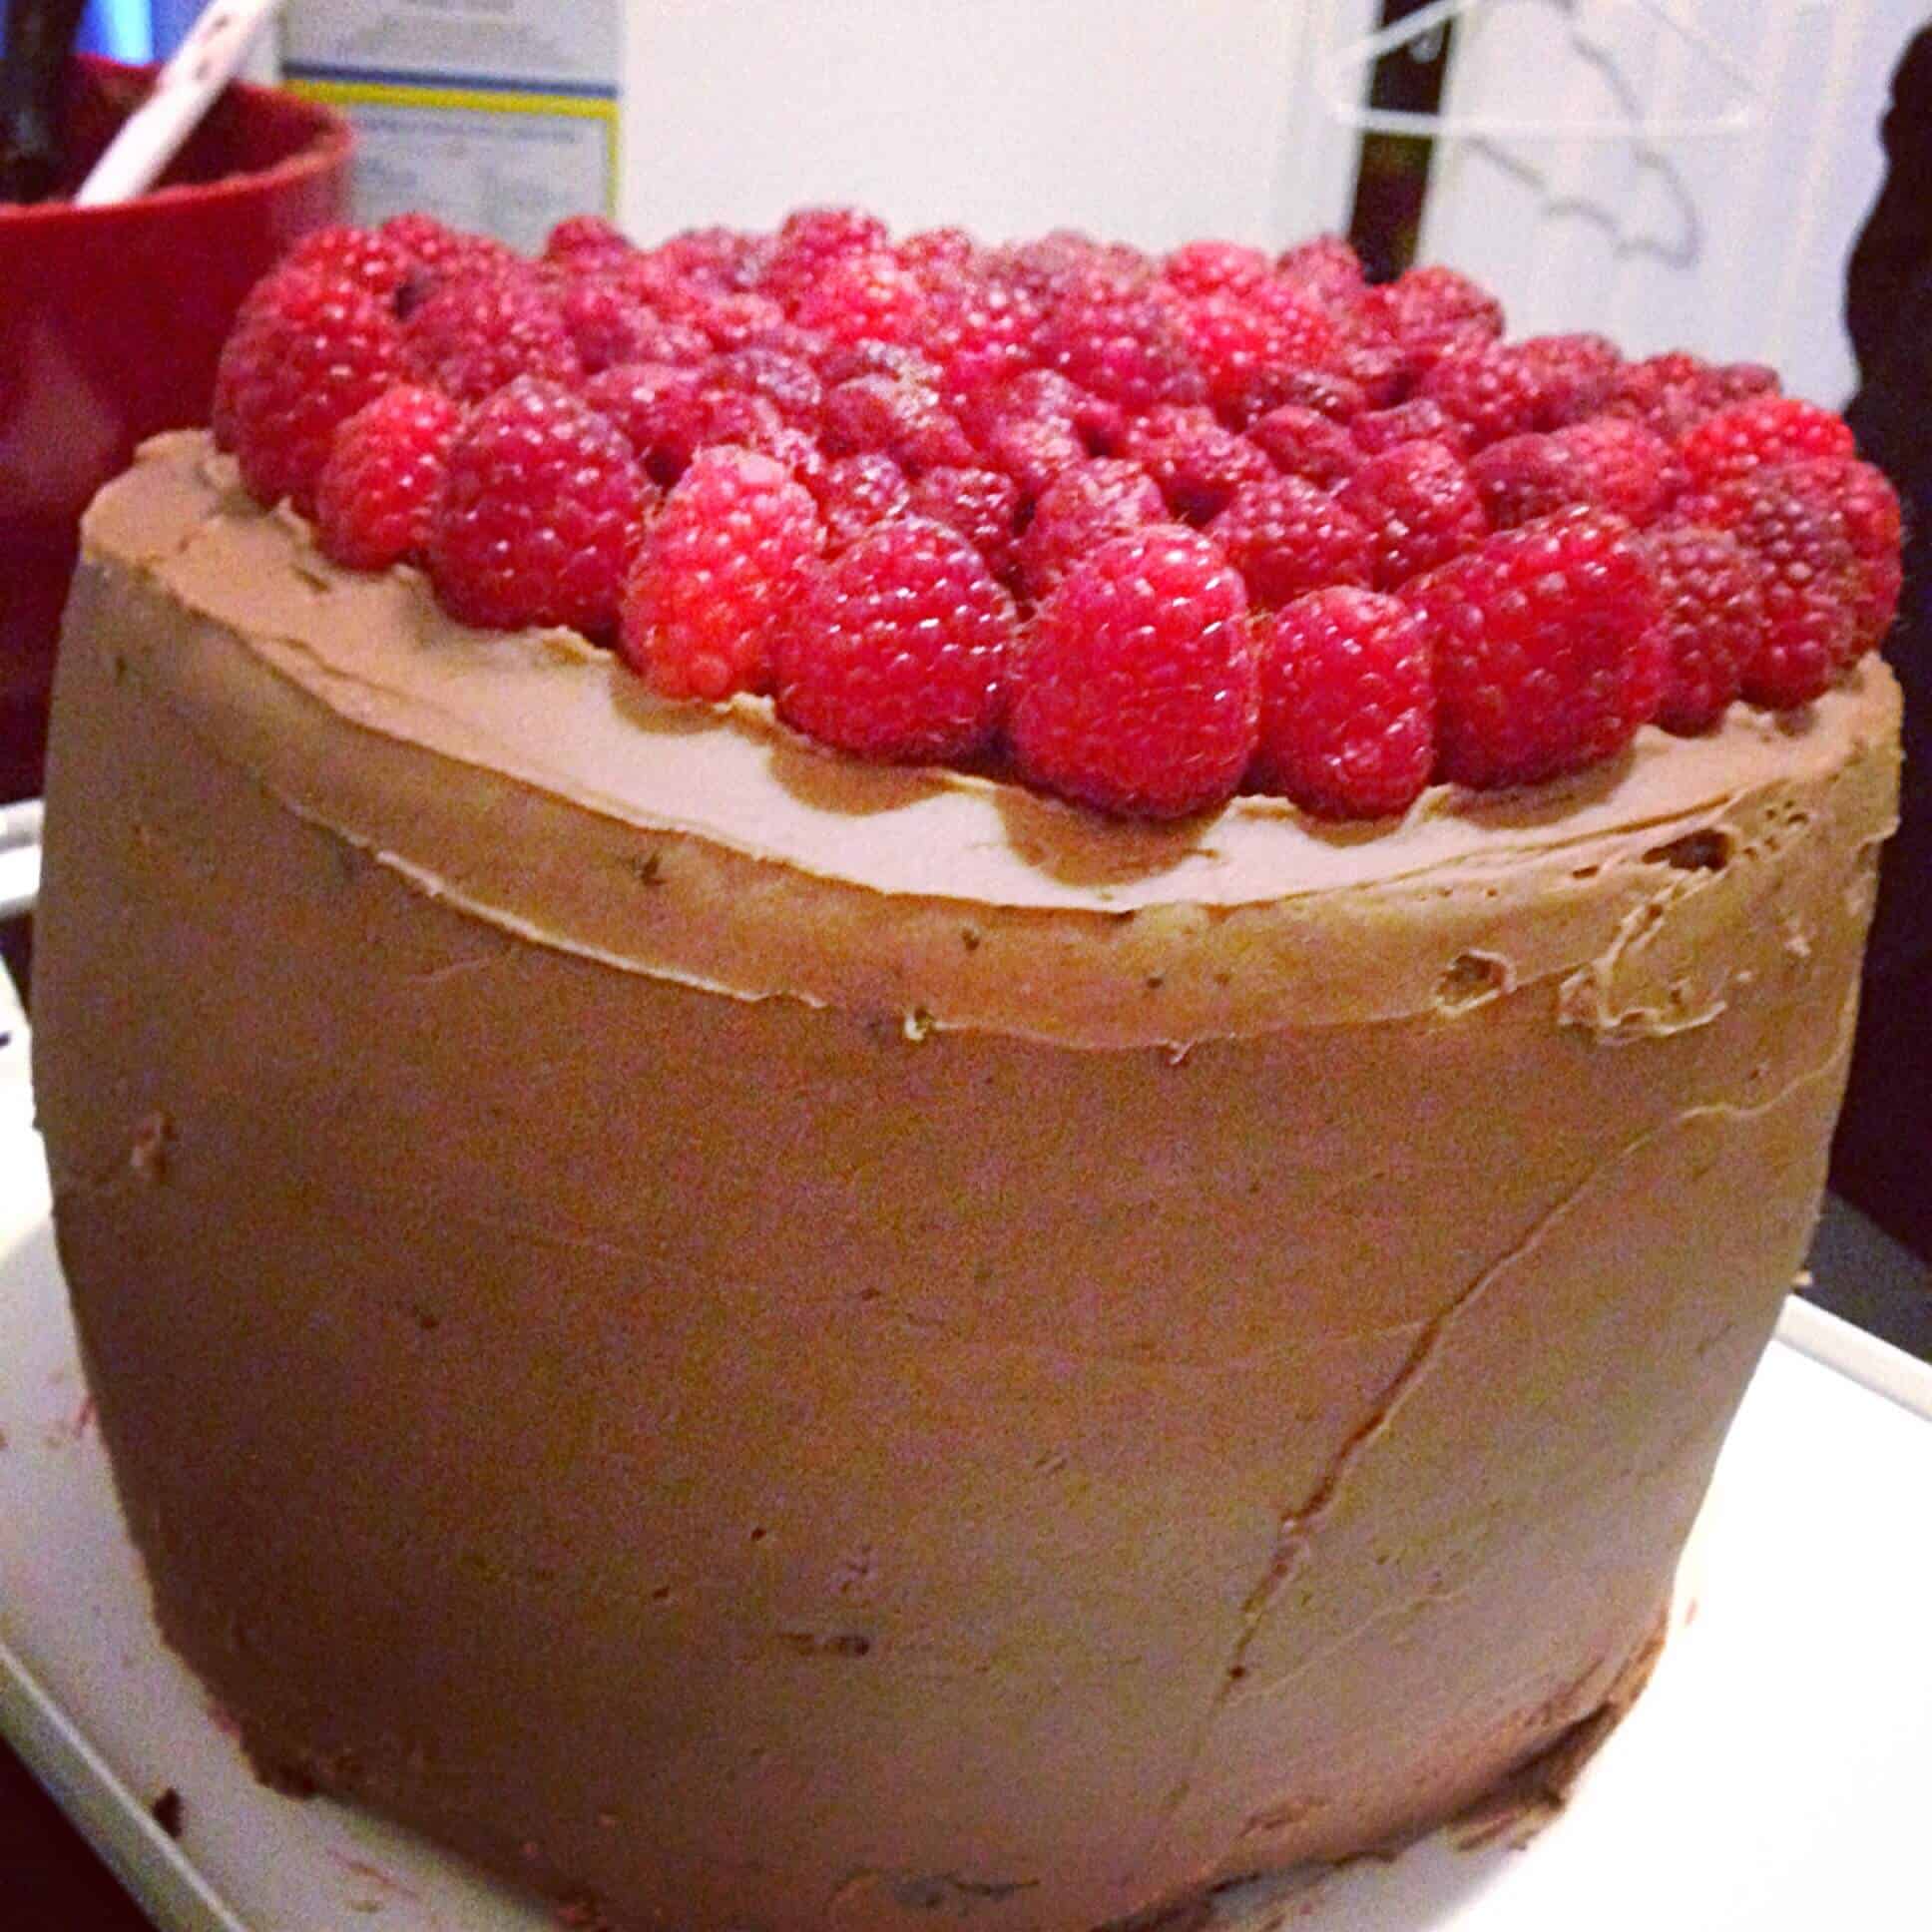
left=0, top=56, right=351, bottom=802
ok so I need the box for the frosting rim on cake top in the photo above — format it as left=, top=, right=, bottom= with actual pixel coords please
left=77, top=431, right=1901, bottom=1046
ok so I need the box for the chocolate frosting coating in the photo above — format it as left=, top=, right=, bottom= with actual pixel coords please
left=30, top=435, right=1902, bottom=1931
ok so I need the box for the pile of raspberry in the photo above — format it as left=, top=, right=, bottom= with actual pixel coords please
left=212, top=208, right=1902, bottom=821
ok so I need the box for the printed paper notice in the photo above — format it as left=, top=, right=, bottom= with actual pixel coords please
left=279, top=0, right=621, bottom=251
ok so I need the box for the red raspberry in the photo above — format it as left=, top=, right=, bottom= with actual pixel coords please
left=620, top=446, right=820, bottom=702
left=811, top=452, right=910, bottom=548
left=1245, top=404, right=1361, bottom=489
left=813, top=338, right=942, bottom=390
left=379, top=214, right=519, bottom=302
left=752, top=423, right=829, bottom=499
left=1471, top=418, right=1682, bottom=530
left=554, top=276, right=668, bottom=373
left=905, top=466, right=1023, bottom=585
left=1209, top=476, right=1373, bottom=608
left=1039, top=279, right=1205, bottom=411
left=1515, top=332, right=1622, bottom=425
left=581, top=361, right=704, bottom=474
left=1009, top=525, right=1257, bottom=817
left=761, top=206, right=891, bottom=300
left=898, top=227, right=979, bottom=274
left=686, top=289, right=793, bottom=352
left=794, top=251, right=929, bottom=345
left=426, top=377, right=649, bottom=634
left=1337, top=440, right=1488, bottom=589
left=1770, top=455, right=1903, bottom=650
left=1274, top=236, right=1367, bottom=307
left=650, top=226, right=767, bottom=291
left=973, top=410, right=1087, bottom=502
left=915, top=272, right=1043, bottom=404
left=965, top=368, right=1126, bottom=455
left=1251, top=587, right=1436, bottom=817
left=1237, top=364, right=1369, bottom=426
left=275, top=225, right=412, bottom=306
left=775, top=519, right=1013, bottom=761
left=1123, top=404, right=1276, bottom=524
left=1351, top=399, right=1474, bottom=460
left=1238, top=276, right=1345, bottom=355
left=1163, top=240, right=1271, bottom=298
left=1382, top=264, right=1506, bottom=358
left=607, top=310, right=715, bottom=370
left=1678, top=396, right=1855, bottom=491
left=1180, top=291, right=1334, bottom=423
left=1638, top=521, right=1768, bottom=733
left=314, top=384, right=461, bottom=571
left=821, top=375, right=976, bottom=474
left=213, top=267, right=408, bottom=513
left=1017, top=457, right=1166, bottom=601
left=1408, top=508, right=1665, bottom=787
left=703, top=347, right=824, bottom=430
left=404, top=271, right=582, bottom=402
left=1416, top=342, right=1545, bottom=449
left=542, top=214, right=634, bottom=268
left=1678, top=471, right=1860, bottom=706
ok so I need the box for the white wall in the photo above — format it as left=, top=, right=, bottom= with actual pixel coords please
left=619, top=1, right=1376, bottom=251
left=1417, top=0, right=1923, bottom=406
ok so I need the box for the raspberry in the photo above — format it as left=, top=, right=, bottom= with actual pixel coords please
left=703, top=347, right=824, bottom=430
left=1245, top=404, right=1361, bottom=489
left=761, top=206, right=891, bottom=299
left=581, top=361, right=705, bottom=475
left=620, top=446, right=820, bottom=702
left=915, top=272, right=1043, bottom=404
left=905, top=466, right=1023, bottom=585
left=1769, top=455, right=1903, bottom=649
left=1163, top=240, right=1271, bottom=298
left=1678, top=471, right=1860, bottom=706
left=1351, top=399, right=1474, bottom=460
left=1638, top=521, right=1767, bottom=733
left=1678, top=396, right=1855, bottom=491
left=690, top=289, right=795, bottom=351
left=1123, top=404, right=1275, bottom=524
left=1408, top=508, right=1665, bottom=787
left=1009, top=525, right=1257, bottom=818
left=794, top=251, right=929, bottom=346
left=275, top=225, right=412, bottom=306
left=1273, top=236, right=1367, bottom=307
left=1209, top=476, right=1373, bottom=608
left=1251, top=588, right=1436, bottom=817
left=753, top=423, right=830, bottom=499
left=1471, top=418, right=1681, bottom=530
left=898, top=227, right=978, bottom=274
left=1337, top=440, right=1488, bottom=589
left=1468, top=433, right=1582, bottom=531
left=814, top=338, right=943, bottom=390
left=403, top=271, right=582, bottom=402
left=650, top=226, right=767, bottom=291
left=1238, top=364, right=1368, bottom=426
left=542, top=214, right=634, bottom=267
left=821, top=375, right=976, bottom=474
left=612, top=311, right=716, bottom=370
left=554, top=276, right=668, bottom=373
left=811, top=452, right=910, bottom=548
left=314, top=384, right=461, bottom=571
left=1017, top=457, right=1167, bottom=601
left=379, top=214, right=519, bottom=301
left=965, top=368, right=1126, bottom=454
left=1180, top=291, right=1334, bottom=423
left=1515, top=332, right=1622, bottom=425
left=1382, top=264, right=1506, bottom=358
left=213, top=267, right=408, bottom=513
left=426, top=377, right=649, bottom=634
left=1039, top=278, right=1205, bottom=411
left=1416, top=342, right=1545, bottom=448
left=973, top=410, right=1087, bottom=502
left=774, top=519, right=1013, bottom=761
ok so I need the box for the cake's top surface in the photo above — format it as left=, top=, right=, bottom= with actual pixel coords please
left=80, top=431, right=1901, bottom=1047
left=196, top=209, right=1903, bottom=837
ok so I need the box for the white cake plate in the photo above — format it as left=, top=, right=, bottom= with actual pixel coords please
left=3, top=961, right=1931, bottom=1932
